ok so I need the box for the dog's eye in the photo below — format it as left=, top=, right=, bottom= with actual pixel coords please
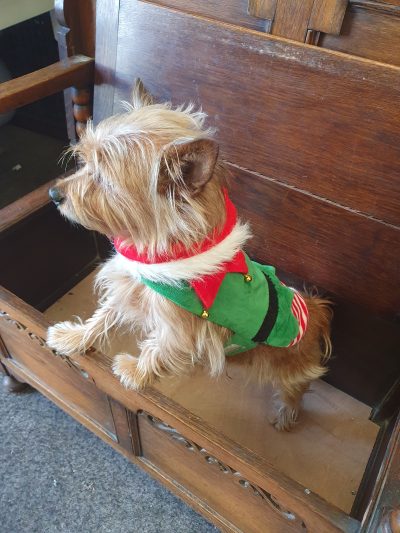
left=73, top=158, right=84, bottom=172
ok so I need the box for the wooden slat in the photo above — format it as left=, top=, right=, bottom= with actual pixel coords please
left=271, top=0, right=314, bottom=40
left=350, top=0, right=400, bottom=15
left=0, top=55, right=94, bottom=114
left=248, top=0, right=277, bottom=19
left=93, top=0, right=121, bottom=124
left=228, top=164, right=400, bottom=315
left=320, top=8, right=400, bottom=66
left=113, top=2, right=400, bottom=226
left=54, top=0, right=96, bottom=58
left=146, top=0, right=270, bottom=31
left=309, top=0, right=348, bottom=34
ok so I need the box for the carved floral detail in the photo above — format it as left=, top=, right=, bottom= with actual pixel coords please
left=0, top=310, right=89, bottom=378
left=140, top=412, right=306, bottom=528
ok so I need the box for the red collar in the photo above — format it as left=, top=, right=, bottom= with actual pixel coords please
left=114, top=189, right=247, bottom=309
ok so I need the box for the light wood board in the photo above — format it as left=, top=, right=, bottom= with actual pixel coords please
left=45, top=272, right=379, bottom=513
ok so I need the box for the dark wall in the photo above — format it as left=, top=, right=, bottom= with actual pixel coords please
left=0, top=12, right=67, bottom=139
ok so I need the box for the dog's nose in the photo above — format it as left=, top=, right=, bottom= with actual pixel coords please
left=49, top=187, right=64, bottom=206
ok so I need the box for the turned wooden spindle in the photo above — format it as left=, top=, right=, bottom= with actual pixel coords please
left=71, top=87, right=92, bottom=137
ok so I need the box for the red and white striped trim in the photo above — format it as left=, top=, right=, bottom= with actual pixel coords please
left=287, top=291, right=309, bottom=347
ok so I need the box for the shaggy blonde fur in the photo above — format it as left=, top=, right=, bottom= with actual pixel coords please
left=47, top=81, right=332, bottom=431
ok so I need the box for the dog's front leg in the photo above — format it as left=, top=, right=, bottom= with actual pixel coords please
left=113, top=329, right=195, bottom=390
left=112, top=353, right=149, bottom=390
left=47, top=302, right=119, bottom=356
left=112, top=336, right=162, bottom=390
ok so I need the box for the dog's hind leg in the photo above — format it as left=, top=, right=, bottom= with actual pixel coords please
left=271, top=354, right=326, bottom=431
left=47, top=302, right=119, bottom=356
left=272, top=380, right=311, bottom=431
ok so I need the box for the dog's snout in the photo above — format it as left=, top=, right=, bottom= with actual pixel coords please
left=49, top=187, right=64, bottom=206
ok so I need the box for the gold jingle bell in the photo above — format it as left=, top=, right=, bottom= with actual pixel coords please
left=244, top=273, right=253, bottom=283
left=201, top=309, right=209, bottom=319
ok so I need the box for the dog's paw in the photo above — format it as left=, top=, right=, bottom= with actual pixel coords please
left=272, top=406, right=299, bottom=432
left=47, top=321, right=87, bottom=356
left=112, top=353, right=153, bottom=390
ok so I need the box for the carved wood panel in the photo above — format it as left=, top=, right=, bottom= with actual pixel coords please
left=139, top=411, right=307, bottom=532
left=0, top=308, right=118, bottom=441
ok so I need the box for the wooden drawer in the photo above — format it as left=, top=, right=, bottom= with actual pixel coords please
left=138, top=411, right=308, bottom=533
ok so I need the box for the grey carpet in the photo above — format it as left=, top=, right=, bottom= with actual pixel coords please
left=0, top=385, right=219, bottom=533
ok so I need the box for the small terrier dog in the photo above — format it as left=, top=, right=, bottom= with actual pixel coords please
left=47, top=81, right=331, bottom=431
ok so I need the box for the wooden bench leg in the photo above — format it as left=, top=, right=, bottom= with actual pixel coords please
left=0, top=352, right=31, bottom=393
left=2, top=373, right=31, bottom=393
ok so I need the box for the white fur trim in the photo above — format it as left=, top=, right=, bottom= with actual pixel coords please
left=114, top=222, right=251, bottom=285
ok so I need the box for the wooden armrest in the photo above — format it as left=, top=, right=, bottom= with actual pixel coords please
left=0, top=55, right=94, bottom=114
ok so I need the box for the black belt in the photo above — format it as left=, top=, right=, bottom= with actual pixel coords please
left=252, top=274, right=278, bottom=343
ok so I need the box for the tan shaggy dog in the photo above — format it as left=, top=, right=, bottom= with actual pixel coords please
left=47, top=82, right=332, bottom=431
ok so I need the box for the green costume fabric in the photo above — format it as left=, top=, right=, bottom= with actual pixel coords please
left=140, top=254, right=300, bottom=356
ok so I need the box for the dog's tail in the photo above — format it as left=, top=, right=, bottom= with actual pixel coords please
left=307, top=295, right=333, bottom=364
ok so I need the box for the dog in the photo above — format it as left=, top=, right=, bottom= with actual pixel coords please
left=47, top=81, right=332, bottom=431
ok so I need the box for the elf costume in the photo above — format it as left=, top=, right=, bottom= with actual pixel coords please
left=114, top=190, right=308, bottom=356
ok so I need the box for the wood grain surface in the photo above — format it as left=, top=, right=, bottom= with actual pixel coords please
left=309, top=0, right=348, bottom=34
left=45, top=272, right=379, bottom=515
left=93, top=0, right=121, bottom=125
left=271, top=0, right=315, bottom=40
left=148, top=0, right=270, bottom=31
left=113, top=1, right=400, bottom=228
left=321, top=6, right=400, bottom=66
left=228, top=165, right=400, bottom=316
left=248, top=0, right=277, bottom=20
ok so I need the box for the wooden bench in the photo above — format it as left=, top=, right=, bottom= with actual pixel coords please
left=1, top=1, right=399, bottom=531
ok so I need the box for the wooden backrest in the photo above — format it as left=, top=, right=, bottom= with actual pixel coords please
left=92, top=0, right=400, bottom=406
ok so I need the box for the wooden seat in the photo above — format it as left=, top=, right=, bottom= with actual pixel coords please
left=45, top=271, right=379, bottom=515
left=1, top=1, right=399, bottom=531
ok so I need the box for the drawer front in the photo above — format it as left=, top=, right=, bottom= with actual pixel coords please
left=0, top=309, right=117, bottom=443
left=138, top=411, right=307, bottom=533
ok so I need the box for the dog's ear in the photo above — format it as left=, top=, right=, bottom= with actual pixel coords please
left=160, top=138, right=219, bottom=196
left=131, top=78, right=154, bottom=109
